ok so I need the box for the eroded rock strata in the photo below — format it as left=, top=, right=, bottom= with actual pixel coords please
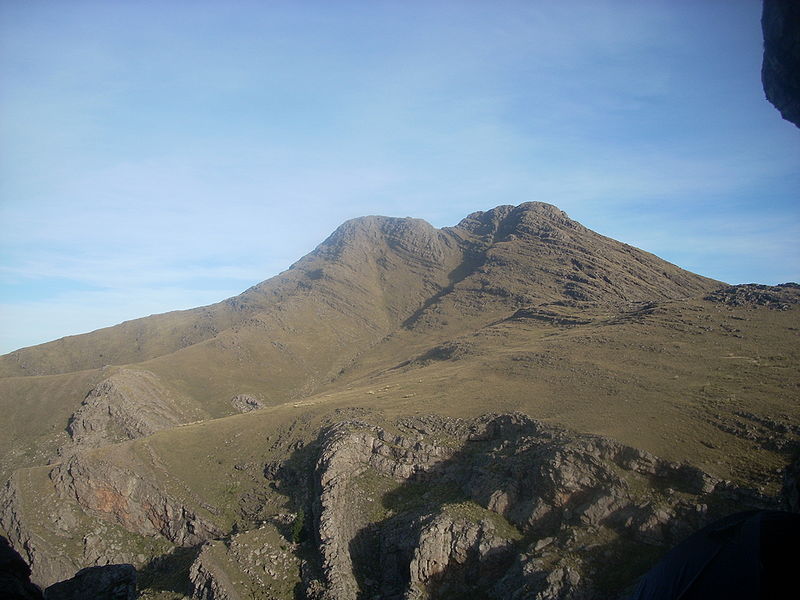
left=0, top=412, right=792, bottom=599
left=286, top=414, right=779, bottom=600
left=63, top=369, right=195, bottom=452
left=50, top=453, right=222, bottom=547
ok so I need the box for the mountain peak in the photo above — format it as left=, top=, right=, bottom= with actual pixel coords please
left=309, top=214, right=450, bottom=267
left=454, top=202, right=579, bottom=240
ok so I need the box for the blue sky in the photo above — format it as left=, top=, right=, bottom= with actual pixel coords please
left=1, top=0, right=798, bottom=354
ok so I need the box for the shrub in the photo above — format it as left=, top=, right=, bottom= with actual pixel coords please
left=291, top=509, right=306, bottom=543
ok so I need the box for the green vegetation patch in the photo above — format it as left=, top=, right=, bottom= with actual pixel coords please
left=442, top=501, right=523, bottom=541
left=383, top=479, right=467, bottom=515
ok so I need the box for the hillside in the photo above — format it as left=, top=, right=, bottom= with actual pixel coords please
left=0, top=203, right=719, bottom=478
left=0, top=203, right=797, bottom=599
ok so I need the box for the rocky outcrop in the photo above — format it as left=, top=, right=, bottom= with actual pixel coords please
left=189, top=544, right=241, bottom=600
left=50, top=453, right=222, bottom=546
left=303, top=414, right=778, bottom=600
left=188, top=522, right=301, bottom=600
left=3, top=411, right=788, bottom=599
left=704, top=283, right=799, bottom=309
left=0, top=477, right=78, bottom=587
left=762, top=0, right=800, bottom=128
left=64, top=369, right=194, bottom=451
left=311, top=420, right=456, bottom=600
left=43, top=564, right=136, bottom=600
left=404, top=512, right=514, bottom=600
left=230, top=394, right=265, bottom=413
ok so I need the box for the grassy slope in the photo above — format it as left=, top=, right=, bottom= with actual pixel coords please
left=2, top=203, right=796, bottom=595
left=3, top=293, right=795, bottom=596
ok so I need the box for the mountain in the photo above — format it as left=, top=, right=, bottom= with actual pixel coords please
left=0, top=203, right=718, bottom=474
left=0, top=202, right=797, bottom=600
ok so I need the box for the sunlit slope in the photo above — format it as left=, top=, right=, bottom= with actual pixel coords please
left=0, top=203, right=723, bottom=479
left=4, top=286, right=796, bottom=591
left=0, top=215, right=461, bottom=380
left=1, top=203, right=797, bottom=597
left=0, top=203, right=718, bottom=379
left=0, top=216, right=465, bottom=475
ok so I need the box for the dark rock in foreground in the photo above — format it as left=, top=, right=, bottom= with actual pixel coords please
left=44, top=564, right=136, bottom=600
left=0, top=535, right=43, bottom=600
left=762, top=0, right=800, bottom=128
left=1, top=538, right=135, bottom=600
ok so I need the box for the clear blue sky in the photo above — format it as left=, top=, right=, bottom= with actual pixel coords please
left=1, top=0, right=798, bottom=354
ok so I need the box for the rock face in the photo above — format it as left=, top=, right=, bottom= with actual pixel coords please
left=295, top=414, right=778, bottom=600
left=230, top=394, right=265, bottom=413
left=189, top=545, right=241, bottom=600
left=0, top=476, right=78, bottom=587
left=43, top=564, right=136, bottom=600
left=64, top=369, right=194, bottom=451
left=50, top=452, right=222, bottom=546
left=704, top=282, right=800, bottom=309
left=762, top=0, right=800, bottom=128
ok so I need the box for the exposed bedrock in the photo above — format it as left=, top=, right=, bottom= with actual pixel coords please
left=0, top=477, right=78, bottom=587
left=189, top=544, right=242, bottom=600
left=50, top=453, right=222, bottom=546
left=305, top=413, right=780, bottom=600
left=63, top=369, right=195, bottom=453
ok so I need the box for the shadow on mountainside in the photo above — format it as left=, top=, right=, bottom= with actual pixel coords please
left=136, top=545, right=202, bottom=596
left=272, top=413, right=786, bottom=600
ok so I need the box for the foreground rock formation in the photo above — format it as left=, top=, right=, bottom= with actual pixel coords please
left=762, top=0, right=800, bottom=128
left=44, top=564, right=137, bottom=600
left=3, top=410, right=792, bottom=599
left=0, top=535, right=44, bottom=600
left=0, top=536, right=135, bottom=600
left=294, top=414, right=780, bottom=600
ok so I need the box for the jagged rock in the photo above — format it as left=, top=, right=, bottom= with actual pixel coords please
left=0, top=478, right=78, bottom=587
left=404, top=513, right=514, bottom=600
left=63, top=369, right=193, bottom=451
left=189, top=544, right=241, bottom=600
left=50, top=453, right=222, bottom=546
left=762, top=0, right=800, bottom=128
left=188, top=523, right=301, bottom=600
left=0, top=535, right=44, bottom=600
left=230, top=394, right=265, bottom=413
left=312, top=421, right=457, bottom=600
left=306, top=413, right=777, bottom=600
left=704, top=283, right=799, bottom=309
left=43, top=564, right=136, bottom=600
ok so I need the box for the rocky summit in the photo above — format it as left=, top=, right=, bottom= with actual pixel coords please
left=0, top=202, right=798, bottom=599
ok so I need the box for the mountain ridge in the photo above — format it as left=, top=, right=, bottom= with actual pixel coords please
left=1, top=202, right=796, bottom=599
left=0, top=202, right=720, bottom=379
